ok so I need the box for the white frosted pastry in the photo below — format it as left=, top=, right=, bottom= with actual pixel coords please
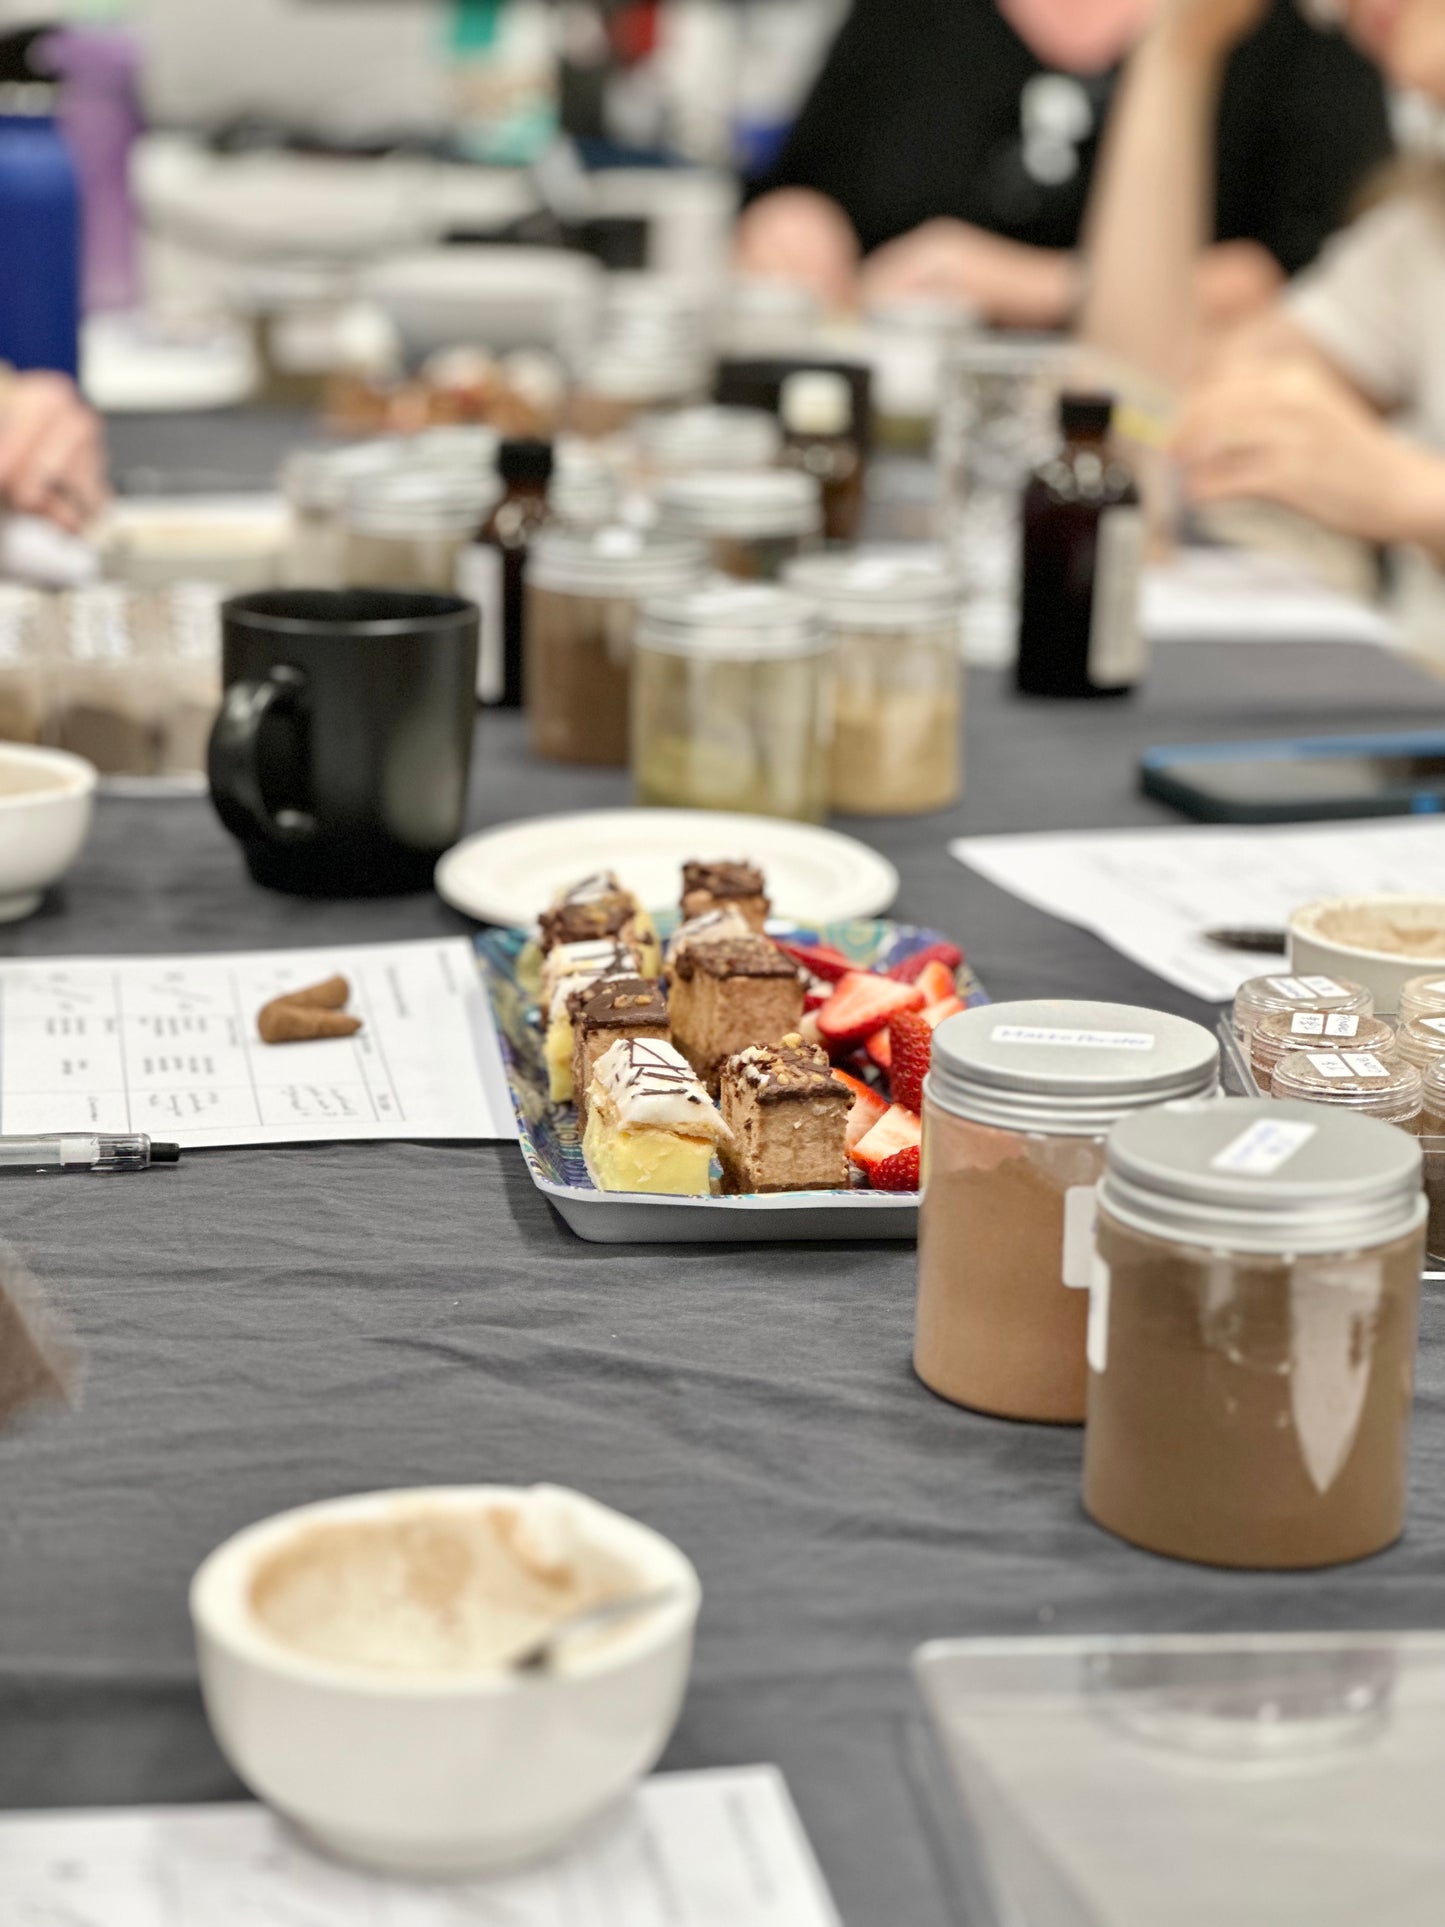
left=665, top=907, right=754, bottom=973
left=541, top=942, right=643, bottom=1102
left=541, top=937, right=641, bottom=1008
left=583, top=1038, right=730, bottom=1195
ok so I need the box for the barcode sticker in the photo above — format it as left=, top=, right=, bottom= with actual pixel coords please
left=991, top=1026, right=1156, bottom=1052
left=1212, top=1118, right=1318, bottom=1174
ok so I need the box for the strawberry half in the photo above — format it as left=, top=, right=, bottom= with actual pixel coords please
left=774, top=940, right=855, bottom=984
left=870, top=1145, right=920, bottom=1192
left=850, top=1102, right=922, bottom=1181
left=833, top=1069, right=888, bottom=1152
left=912, top=959, right=957, bottom=1007
left=816, top=972, right=925, bottom=1053
left=888, top=1010, right=933, bottom=1114
left=922, top=994, right=964, bottom=1030
left=888, top=940, right=963, bottom=984
left=865, top=1028, right=892, bottom=1073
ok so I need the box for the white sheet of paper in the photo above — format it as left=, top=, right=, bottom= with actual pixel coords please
left=0, top=937, right=516, bottom=1147
left=952, top=818, right=1445, bottom=1002
left=1141, top=550, right=1397, bottom=648
left=0, top=1767, right=839, bottom=1927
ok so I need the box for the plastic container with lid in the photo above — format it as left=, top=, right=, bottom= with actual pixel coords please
left=1270, top=1047, right=1424, bottom=1126
left=1398, top=972, right=1445, bottom=1027
left=1085, top=1097, right=1427, bottom=1568
left=632, top=584, right=833, bottom=821
left=632, top=406, right=781, bottom=483
left=341, top=469, right=500, bottom=595
left=527, top=526, right=705, bottom=767
left=915, top=999, right=1220, bottom=1423
left=0, top=585, right=46, bottom=745
left=1250, top=1009, right=1396, bottom=1095
left=1232, top=972, right=1373, bottom=1046
left=654, top=469, right=823, bottom=582
left=1392, top=1012, right=1445, bottom=1079
left=1419, top=1057, right=1445, bottom=1261
left=784, top=547, right=964, bottom=815
left=280, top=439, right=409, bottom=588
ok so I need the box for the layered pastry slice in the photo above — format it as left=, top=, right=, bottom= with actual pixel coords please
left=669, top=936, right=805, bottom=1092
left=718, top=1035, right=852, bottom=1194
left=541, top=937, right=643, bottom=1102
left=663, top=905, right=755, bottom=982
left=582, top=1037, right=731, bottom=1196
left=572, top=976, right=670, bottom=1125
left=541, top=873, right=661, bottom=978
left=679, top=860, right=770, bottom=935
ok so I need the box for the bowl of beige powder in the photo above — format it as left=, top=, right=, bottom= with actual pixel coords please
left=1291, top=895, right=1445, bottom=1015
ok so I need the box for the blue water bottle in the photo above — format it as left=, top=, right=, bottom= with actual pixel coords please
left=0, top=81, right=81, bottom=377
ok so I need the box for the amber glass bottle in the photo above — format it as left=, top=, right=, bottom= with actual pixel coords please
left=460, top=438, right=553, bottom=709
left=1016, top=394, right=1144, bottom=700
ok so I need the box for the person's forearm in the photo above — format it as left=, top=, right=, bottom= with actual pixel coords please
left=1082, top=28, right=1228, bottom=385
left=1388, top=442, right=1445, bottom=565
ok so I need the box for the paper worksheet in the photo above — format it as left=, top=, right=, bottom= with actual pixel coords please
left=0, top=1766, right=840, bottom=1927
left=0, top=937, right=516, bottom=1148
left=952, top=818, right=1445, bottom=1003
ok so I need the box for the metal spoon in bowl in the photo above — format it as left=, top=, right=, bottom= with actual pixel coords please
left=507, top=1587, right=684, bottom=1675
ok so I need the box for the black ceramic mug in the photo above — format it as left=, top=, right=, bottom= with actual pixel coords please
left=209, top=590, right=479, bottom=897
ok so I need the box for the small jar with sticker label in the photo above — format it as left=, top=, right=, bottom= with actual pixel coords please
left=1232, top=972, right=1372, bottom=1047
left=1250, top=1009, right=1396, bottom=1095
left=915, top=999, right=1219, bottom=1424
left=1399, top=974, right=1445, bottom=1026
left=1392, top=1015, right=1445, bottom=1082
left=1270, top=1049, right=1422, bottom=1127
left=1085, top=1098, right=1426, bottom=1569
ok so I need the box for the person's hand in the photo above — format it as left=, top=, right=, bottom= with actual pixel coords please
left=1176, top=355, right=1445, bottom=546
left=733, top=189, right=861, bottom=312
left=0, top=374, right=107, bottom=533
left=857, top=220, right=1080, bottom=329
left=1153, top=0, right=1270, bottom=62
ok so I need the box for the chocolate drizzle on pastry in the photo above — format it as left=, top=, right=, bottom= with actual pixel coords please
left=729, top=1035, right=848, bottom=1105
left=674, top=937, right=801, bottom=984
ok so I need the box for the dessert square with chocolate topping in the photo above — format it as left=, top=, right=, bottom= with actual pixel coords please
left=539, top=894, right=636, bottom=953
left=680, top=859, right=770, bottom=934
left=669, top=938, right=804, bottom=1091
left=718, top=1036, right=851, bottom=1194
left=572, top=977, right=671, bottom=1124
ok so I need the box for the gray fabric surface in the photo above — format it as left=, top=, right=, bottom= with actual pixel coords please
left=1, top=640, right=1443, bottom=1927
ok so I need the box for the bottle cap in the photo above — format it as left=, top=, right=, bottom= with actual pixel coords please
left=780, top=370, right=853, bottom=438
left=1059, top=392, right=1115, bottom=438
left=498, top=439, right=555, bottom=488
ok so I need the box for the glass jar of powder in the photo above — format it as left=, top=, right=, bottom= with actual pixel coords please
left=1250, top=1009, right=1397, bottom=1095
left=655, top=470, right=823, bottom=582
left=1086, top=1098, right=1426, bottom=1569
left=1271, top=1049, right=1423, bottom=1127
left=342, top=470, right=500, bottom=595
left=527, top=526, right=706, bottom=767
left=916, top=999, right=1219, bottom=1424
left=1232, top=972, right=1372, bottom=1047
left=632, top=585, right=833, bottom=822
left=784, top=547, right=964, bottom=816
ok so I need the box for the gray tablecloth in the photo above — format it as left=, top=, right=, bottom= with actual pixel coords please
left=2, top=640, right=1443, bottom=1927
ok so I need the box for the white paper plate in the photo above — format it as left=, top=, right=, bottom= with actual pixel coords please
left=436, top=809, right=900, bottom=928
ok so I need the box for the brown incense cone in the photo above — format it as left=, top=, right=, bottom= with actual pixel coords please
left=257, top=998, right=363, bottom=1045
left=0, top=1248, right=79, bottom=1432
left=280, top=974, right=351, bottom=1011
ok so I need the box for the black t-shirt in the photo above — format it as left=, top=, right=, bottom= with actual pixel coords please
left=756, top=0, right=1394, bottom=274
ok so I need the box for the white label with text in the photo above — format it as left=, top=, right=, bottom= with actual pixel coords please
left=1212, top=1118, right=1318, bottom=1175
left=991, top=1026, right=1156, bottom=1052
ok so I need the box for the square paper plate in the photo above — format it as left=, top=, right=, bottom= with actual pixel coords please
left=477, top=919, right=988, bottom=1245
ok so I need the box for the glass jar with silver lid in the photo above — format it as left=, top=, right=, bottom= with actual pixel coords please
left=916, top=1000, right=1220, bottom=1425
left=632, top=406, right=782, bottom=485
left=654, top=469, right=823, bottom=582
left=1086, top=1096, right=1427, bottom=1570
left=341, top=468, right=500, bottom=595
left=280, top=439, right=409, bottom=588
left=632, top=583, right=833, bottom=821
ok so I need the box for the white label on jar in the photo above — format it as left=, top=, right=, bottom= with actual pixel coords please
left=1087, top=1256, right=1111, bottom=1375
left=1299, top=976, right=1348, bottom=997
left=1342, top=1052, right=1389, bottom=1077
left=1088, top=506, right=1146, bottom=688
left=1425, top=980, right=1445, bottom=995
left=1291, top=1011, right=1361, bottom=1038
left=1062, top=1185, right=1099, bottom=1289
left=1211, top=1118, right=1317, bottom=1175
left=1306, top=1053, right=1353, bottom=1079
left=1290, top=1259, right=1383, bottom=1495
left=1266, top=976, right=1314, bottom=1001
left=456, top=543, right=504, bottom=703
left=990, top=1025, right=1156, bottom=1052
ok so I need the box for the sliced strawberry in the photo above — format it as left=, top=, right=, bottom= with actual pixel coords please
left=774, top=940, right=855, bottom=984
left=888, top=940, right=964, bottom=984
left=922, top=994, right=964, bottom=1030
left=817, top=972, right=925, bottom=1052
left=851, top=1102, right=922, bottom=1176
left=888, top=1010, right=933, bottom=1114
left=865, top=1028, right=892, bottom=1071
left=912, top=959, right=956, bottom=1007
left=833, top=1069, right=888, bottom=1152
left=870, top=1144, right=920, bottom=1192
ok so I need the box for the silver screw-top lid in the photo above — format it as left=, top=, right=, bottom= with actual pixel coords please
left=634, top=406, right=781, bottom=473
left=784, top=545, right=963, bottom=628
left=636, top=582, right=830, bottom=662
left=529, top=524, right=705, bottom=598
left=926, top=999, right=1219, bottom=1137
left=1100, top=1097, right=1426, bottom=1257
left=655, top=468, right=823, bottom=539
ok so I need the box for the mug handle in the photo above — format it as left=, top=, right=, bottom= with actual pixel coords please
left=207, top=666, right=318, bottom=845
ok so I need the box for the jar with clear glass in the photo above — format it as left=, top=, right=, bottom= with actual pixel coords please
left=1085, top=1098, right=1427, bottom=1568
left=916, top=999, right=1219, bottom=1424
left=1250, top=1009, right=1396, bottom=1095
left=549, top=441, right=619, bottom=531
left=632, top=585, right=833, bottom=821
left=631, top=406, right=781, bottom=489
left=342, top=469, right=500, bottom=594
left=1232, top=972, right=1372, bottom=1047
left=281, top=439, right=408, bottom=588
left=654, top=470, right=822, bottom=582
left=527, top=526, right=705, bottom=768
left=48, top=586, right=164, bottom=776
left=0, top=586, right=47, bottom=744
left=150, top=582, right=223, bottom=777
left=567, top=347, right=709, bottom=441
left=1271, top=1048, right=1424, bottom=1127
left=784, top=547, right=964, bottom=815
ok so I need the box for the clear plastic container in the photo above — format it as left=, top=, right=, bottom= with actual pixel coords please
left=151, top=582, right=223, bottom=778
left=631, top=406, right=781, bottom=486
left=1419, top=1056, right=1445, bottom=1261
left=0, top=585, right=47, bottom=744
left=1271, top=1049, right=1423, bottom=1126
left=916, top=999, right=1220, bottom=1424
left=47, top=585, right=164, bottom=776
left=1398, top=972, right=1445, bottom=1027
left=527, top=526, right=706, bottom=768
left=654, top=469, right=823, bottom=582
left=281, top=438, right=409, bottom=588
left=632, top=584, right=833, bottom=822
left=1393, top=1014, right=1445, bottom=1079
left=341, top=469, right=500, bottom=594
left=1232, top=972, right=1372, bottom=1047
left=1087, top=1098, right=1427, bottom=1568
left=1249, top=1009, right=1396, bottom=1095
left=784, top=547, right=964, bottom=815
left=549, top=440, right=619, bottom=531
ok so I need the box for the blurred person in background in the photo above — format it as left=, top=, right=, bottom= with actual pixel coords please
left=1084, top=0, right=1445, bottom=582
left=0, top=371, right=105, bottom=535
left=734, top=0, right=1392, bottom=328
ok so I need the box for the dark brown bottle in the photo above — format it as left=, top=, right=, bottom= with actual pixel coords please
left=1016, top=393, right=1144, bottom=700
left=463, top=438, right=553, bottom=709
left=780, top=369, right=865, bottom=545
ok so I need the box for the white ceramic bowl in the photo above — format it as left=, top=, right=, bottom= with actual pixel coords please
left=0, top=742, right=97, bottom=922
left=1290, top=894, right=1445, bottom=1016
left=190, top=1485, right=700, bottom=1877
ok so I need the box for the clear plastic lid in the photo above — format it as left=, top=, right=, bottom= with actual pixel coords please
left=342, top=468, right=499, bottom=538
left=784, top=546, right=963, bottom=630
left=1270, top=1050, right=1422, bottom=1125
left=633, top=406, right=781, bottom=474
left=1232, top=972, right=1372, bottom=1040
left=636, top=583, right=830, bottom=662
left=655, top=468, right=823, bottom=540
left=529, top=525, right=705, bottom=599
left=1391, top=1014, right=1445, bottom=1073
left=1398, top=972, right=1445, bottom=1025
left=1249, top=1009, right=1396, bottom=1081
left=926, top=999, right=1219, bottom=1137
